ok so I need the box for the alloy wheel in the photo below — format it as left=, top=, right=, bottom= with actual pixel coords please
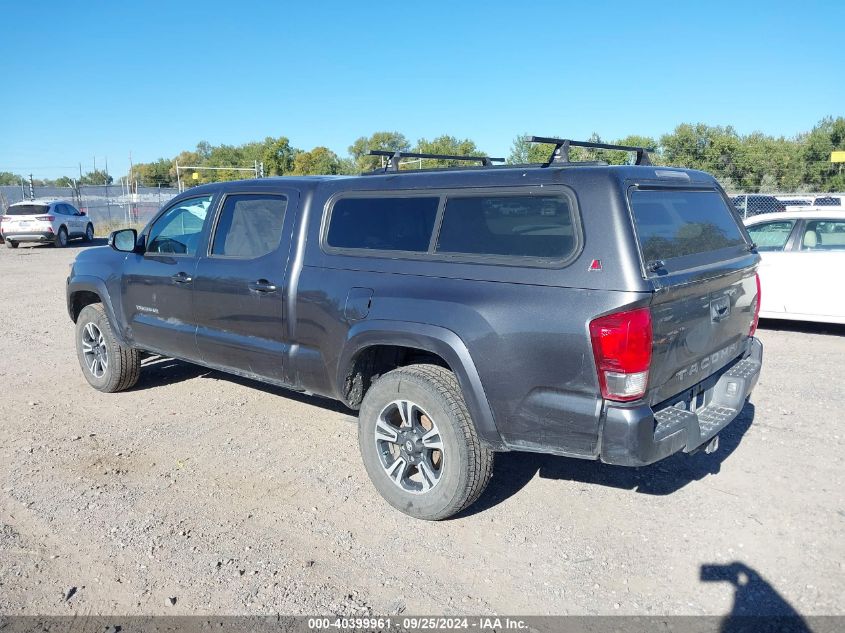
left=81, top=322, right=108, bottom=378
left=374, top=399, right=444, bottom=493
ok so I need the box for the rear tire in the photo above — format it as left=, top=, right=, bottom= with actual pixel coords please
left=358, top=363, right=494, bottom=520
left=55, top=226, right=68, bottom=248
left=5, top=240, right=18, bottom=249
left=75, top=304, right=141, bottom=392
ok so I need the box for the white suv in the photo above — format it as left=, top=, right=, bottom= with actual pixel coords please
left=1, top=199, right=95, bottom=248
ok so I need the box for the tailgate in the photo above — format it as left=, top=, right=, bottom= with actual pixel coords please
left=648, top=265, right=758, bottom=405
left=626, top=185, right=759, bottom=405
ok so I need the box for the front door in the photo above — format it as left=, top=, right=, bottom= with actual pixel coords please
left=120, top=193, right=216, bottom=360
left=745, top=218, right=799, bottom=315
left=193, top=190, right=297, bottom=383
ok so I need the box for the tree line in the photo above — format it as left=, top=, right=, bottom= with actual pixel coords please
left=2, top=116, right=843, bottom=193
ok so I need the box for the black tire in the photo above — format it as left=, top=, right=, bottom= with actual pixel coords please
left=75, top=304, right=141, bottom=392
left=84, top=223, right=94, bottom=242
left=55, top=226, right=68, bottom=248
left=358, top=363, right=494, bottom=520
left=5, top=240, right=18, bottom=249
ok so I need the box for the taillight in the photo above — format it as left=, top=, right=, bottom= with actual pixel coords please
left=36, top=215, right=55, bottom=221
left=589, top=307, right=653, bottom=402
left=749, top=273, right=761, bottom=336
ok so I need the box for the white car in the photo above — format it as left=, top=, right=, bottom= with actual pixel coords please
left=745, top=210, right=845, bottom=324
left=1, top=199, right=95, bottom=248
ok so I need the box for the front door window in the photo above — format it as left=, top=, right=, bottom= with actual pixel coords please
left=147, top=195, right=213, bottom=255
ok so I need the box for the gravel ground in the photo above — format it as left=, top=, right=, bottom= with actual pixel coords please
left=0, top=241, right=842, bottom=617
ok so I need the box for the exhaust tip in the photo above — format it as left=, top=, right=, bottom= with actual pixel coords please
left=704, top=435, right=720, bottom=454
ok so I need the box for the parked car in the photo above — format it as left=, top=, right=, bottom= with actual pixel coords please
left=731, top=194, right=786, bottom=218
left=1, top=199, right=94, bottom=248
left=745, top=210, right=845, bottom=324
left=777, top=197, right=812, bottom=208
left=66, top=140, right=763, bottom=520
left=812, top=195, right=842, bottom=207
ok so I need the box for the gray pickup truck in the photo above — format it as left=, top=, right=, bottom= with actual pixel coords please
left=66, top=139, right=763, bottom=520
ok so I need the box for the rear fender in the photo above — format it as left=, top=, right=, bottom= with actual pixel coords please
left=337, top=320, right=505, bottom=449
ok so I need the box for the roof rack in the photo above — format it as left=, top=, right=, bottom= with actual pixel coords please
left=528, top=136, right=654, bottom=166
left=366, top=150, right=505, bottom=173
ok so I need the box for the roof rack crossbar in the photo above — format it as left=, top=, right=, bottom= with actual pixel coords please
left=528, top=136, right=654, bottom=166
left=367, top=150, right=505, bottom=172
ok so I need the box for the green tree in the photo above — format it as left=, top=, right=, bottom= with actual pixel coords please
left=292, top=146, right=342, bottom=175
left=508, top=134, right=555, bottom=164
left=134, top=158, right=174, bottom=187
left=79, top=169, right=113, bottom=185
left=348, top=131, right=410, bottom=172
left=802, top=116, right=845, bottom=191
left=54, top=176, right=77, bottom=187
left=0, top=172, right=23, bottom=185
left=412, top=135, right=485, bottom=168
left=261, top=136, right=299, bottom=176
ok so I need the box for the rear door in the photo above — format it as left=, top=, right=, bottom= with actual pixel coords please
left=192, top=190, right=298, bottom=383
left=784, top=218, right=845, bottom=319
left=58, top=204, right=82, bottom=235
left=120, top=193, right=216, bottom=359
left=628, top=187, right=759, bottom=405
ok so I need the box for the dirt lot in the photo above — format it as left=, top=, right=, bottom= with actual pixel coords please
left=0, top=241, right=843, bottom=617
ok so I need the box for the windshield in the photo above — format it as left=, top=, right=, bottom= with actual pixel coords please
left=5, top=204, right=49, bottom=216
left=630, top=189, right=747, bottom=268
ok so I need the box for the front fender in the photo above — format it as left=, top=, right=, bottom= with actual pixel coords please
left=337, top=320, right=505, bottom=450
left=66, top=275, right=130, bottom=347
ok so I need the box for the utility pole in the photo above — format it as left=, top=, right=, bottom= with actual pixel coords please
left=175, top=159, right=182, bottom=193
left=104, top=156, right=112, bottom=223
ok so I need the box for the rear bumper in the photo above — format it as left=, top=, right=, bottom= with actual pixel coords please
left=2, top=231, right=55, bottom=242
left=600, top=337, right=763, bottom=467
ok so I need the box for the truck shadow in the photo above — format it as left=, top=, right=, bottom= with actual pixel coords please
left=759, top=317, right=845, bottom=337
left=11, top=237, right=108, bottom=249
left=462, top=403, right=756, bottom=517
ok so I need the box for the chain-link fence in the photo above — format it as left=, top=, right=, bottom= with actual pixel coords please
left=727, top=192, right=844, bottom=218
left=0, top=184, right=179, bottom=235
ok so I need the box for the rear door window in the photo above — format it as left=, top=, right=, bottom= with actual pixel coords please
left=326, top=196, right=439, bottom=252
left=435, top=194, right=576, bottom=259
left=211, top=193, right=288, bottom=258
left=801, top=220, right=845, bottom=250
left=746, top=220, right=796, bottom=251
left=629, top=189, right=747, bottom=269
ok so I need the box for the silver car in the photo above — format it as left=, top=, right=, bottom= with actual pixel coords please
left=1, top=199, right=95, bottom=248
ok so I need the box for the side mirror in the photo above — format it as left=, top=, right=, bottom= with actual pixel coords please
left=109, top=228, right=139, bottom=253
left=79, top=210, right=86, bottom=216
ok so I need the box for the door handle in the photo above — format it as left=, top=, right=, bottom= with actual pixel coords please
left=248, top=279, right=277, bottom=293
left=171, top=272, right=192, bottom=284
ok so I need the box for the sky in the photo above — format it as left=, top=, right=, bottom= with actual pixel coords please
left=0, top=0, right=843, bottom=180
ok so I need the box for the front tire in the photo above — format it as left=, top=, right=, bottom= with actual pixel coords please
left=75, top=304, right=141, bottom=392
left=84, top=223, right=94, bottom=242
left=358, top=364, right=494, bottom=520
left=55, top=226, right=68, bottom=248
